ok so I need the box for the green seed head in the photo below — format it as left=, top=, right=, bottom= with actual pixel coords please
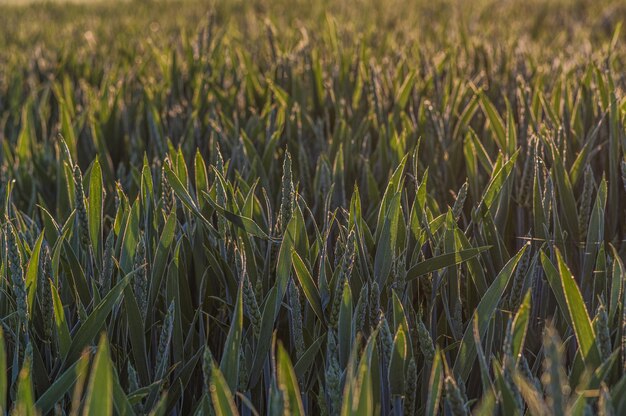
left=101, top=230, right=115, bottom=293
left=316, top=156, right=332, bottom=198
left=73, top=165, right=90, bottom=247
left=578, top=166, right=594, bottom=240
left=133, top=234, right=148, bottom=322
left=213, top=146, right=228, bottom=235
left=325, top=331, right=341, bottom=414
left=452, top=181, right=468, bottom=222
left=518, top=138, right=536, bottom=207
left=508, top=243, right=530, bottom=311
left=127, top=361, right=140, bottom=392
left=238, top=348, right=249, bottom=392
left=39, top=245, right=54, bottom=340
left=369, top=281, right=381, bottom=329
left=288, top=279, right=305, bottom=358
left=355, top=284, right=369, bottom=335
left=161, top=164, right=174, bottom=215
left=417, top=315, right=435, bottom=365
left=379, top=313, right=393, bottom=365
left=155, top=301, right=175, bottom=379
left=594, top=302, right=611, bottom=360
left=404, top=357, right=418, bottom=416
left=236, top=246, right=262, bottom=338
left=277, top=150, right=294, bottom=234
left=444, top=375, right=468, bottom=416
left=6, top=223, right=28, bottom=326
left=542, top=325, right=569, bottom=414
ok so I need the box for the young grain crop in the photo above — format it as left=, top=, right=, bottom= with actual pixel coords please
left=0, top=0, right=626, bottom=414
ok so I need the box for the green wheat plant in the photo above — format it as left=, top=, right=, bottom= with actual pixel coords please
left=1, top=0, right=626, bottom=414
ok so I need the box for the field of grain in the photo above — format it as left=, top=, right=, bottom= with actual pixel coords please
left=1, top=0, right=626, bottom=414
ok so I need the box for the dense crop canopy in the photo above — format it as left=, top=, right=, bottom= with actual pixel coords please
left=1, top=0, right=626, bottom=414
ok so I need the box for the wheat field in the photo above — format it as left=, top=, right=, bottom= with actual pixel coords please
left=1, top=0, right=626, bottom=414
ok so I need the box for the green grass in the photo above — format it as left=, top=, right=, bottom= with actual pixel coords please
left=1, top=0, right=626, bottom=414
